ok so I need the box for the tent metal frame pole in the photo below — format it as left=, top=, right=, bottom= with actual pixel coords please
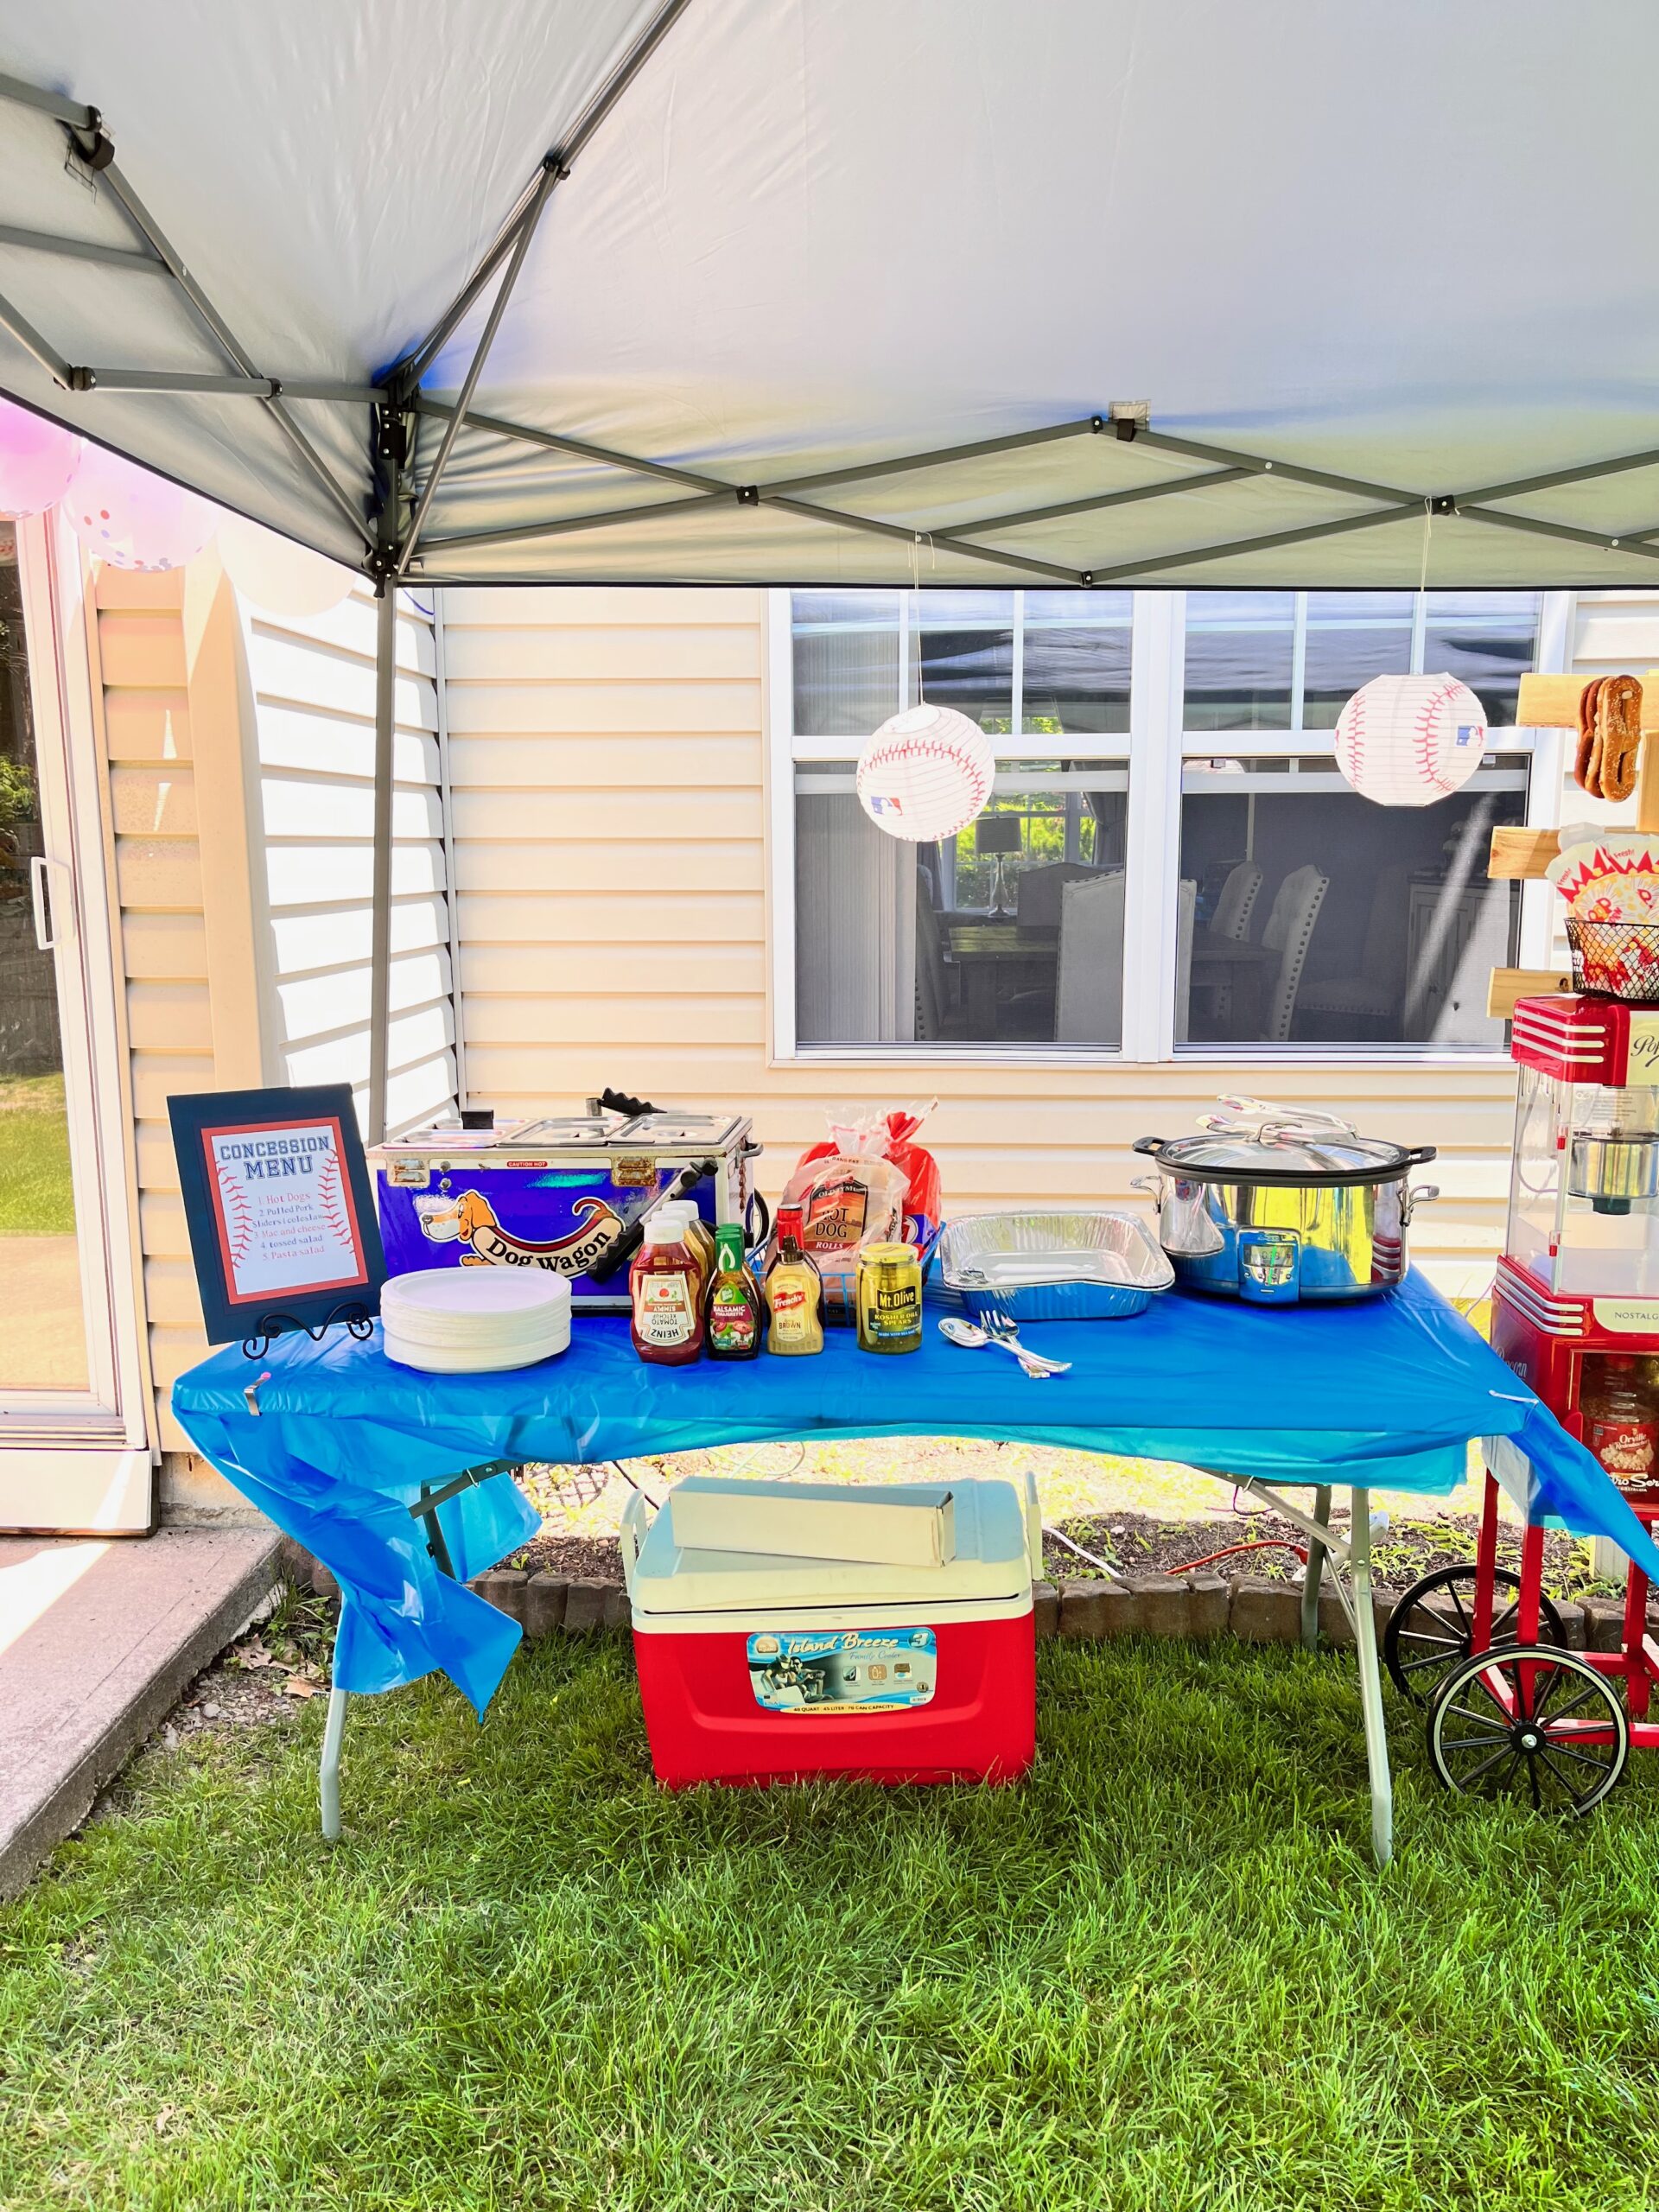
left=73, top=369, right=381, bottom=403
left=404, top=392, right=1659, bottom=582
left=391, top=0, right=690, bottom=397
left=392, top=0, right=692, bottom=574
left=393, top=181, right=555, bottom=398
left=412, top=394, right=729, bottom=491
left=0, top=69, right=99, bottom=130
left=416, top=485, right=1086, bottom=582
left=367, top=574, right=398, bottom=1146
left=0, top=225, right=163, bottom=272
left=395, top=160, right=562, bottom=581
left=1084, top=505, right=1414, bottom=583
left=759, top=416, right=1104, bottom=498
left=92, top=155, right=374, bottom=554
left=951, top=466, right=1254, bottom=537
left=0, top=288, right=73, bottom=387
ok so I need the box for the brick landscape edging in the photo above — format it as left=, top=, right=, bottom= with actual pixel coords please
left=467, top=1566, right=1599, bottom=1652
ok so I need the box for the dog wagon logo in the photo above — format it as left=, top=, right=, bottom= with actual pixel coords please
left=415, top=1187, right=625, bottom=1276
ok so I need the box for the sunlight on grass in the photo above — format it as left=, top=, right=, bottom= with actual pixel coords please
left=0, top=1070, right=74, bottom=1236
left=4, top=1634, right=1659, bottom=2209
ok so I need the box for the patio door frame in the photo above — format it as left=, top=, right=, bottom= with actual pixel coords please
left=0, top=512, right=153, bottom=1533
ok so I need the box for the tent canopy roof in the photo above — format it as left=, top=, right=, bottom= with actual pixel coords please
left=4, top=0, right=1659, bottom=589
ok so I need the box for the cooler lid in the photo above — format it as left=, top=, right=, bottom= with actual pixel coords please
left=620, top=1110, right=750, bottom=1148
left=517, top=1116, right=626, bottom=1147
left=630, top=1475, right=1029, bottom=1617
left=376, top=1114, right=545, bottom=1156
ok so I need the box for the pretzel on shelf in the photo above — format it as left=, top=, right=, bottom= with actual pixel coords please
left=1575, top=676, right=1604, bottom=793
left=1599, top=674, right=1644, bottom=803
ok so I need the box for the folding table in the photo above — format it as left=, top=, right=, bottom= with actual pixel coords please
left=172, top=1272, right=1659, bottom=1866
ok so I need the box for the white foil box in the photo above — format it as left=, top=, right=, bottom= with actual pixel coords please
left=667, top=1477, right=957, bottom=1568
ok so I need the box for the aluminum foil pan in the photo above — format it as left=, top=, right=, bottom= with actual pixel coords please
left=933, top=1211, right=1174, bottom=1322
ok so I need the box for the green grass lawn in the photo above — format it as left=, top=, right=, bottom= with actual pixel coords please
left=0, top=1070, right=75, bottom=1236
left=5, top=1633, right=1659, bottom=2212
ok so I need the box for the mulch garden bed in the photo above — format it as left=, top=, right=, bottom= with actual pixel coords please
left=510, top=1503, right=1616, bottom=1602
left=1042, top=1506, right=1605, bottom=1599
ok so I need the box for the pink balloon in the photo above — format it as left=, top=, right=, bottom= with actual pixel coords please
left=0, top=397, right=81, bottom=519
left=66, top=442, right=216, bottom=572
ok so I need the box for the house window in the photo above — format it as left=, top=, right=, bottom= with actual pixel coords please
left=1176, top=590, right=1541, bottom=1052
left=775, top=588, right=1550, bottom=1061
left=785, top=592, right=1134, bottom=1052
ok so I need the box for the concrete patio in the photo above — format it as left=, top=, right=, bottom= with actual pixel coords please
left=0, top=1525, right=280, bottom=1897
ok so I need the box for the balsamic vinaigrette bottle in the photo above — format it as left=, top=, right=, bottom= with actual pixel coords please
left=705, top=1222, right=763, bottom=1361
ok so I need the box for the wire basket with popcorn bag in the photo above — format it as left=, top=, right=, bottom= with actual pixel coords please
left=1548, top=830, right=1659, bottom=1001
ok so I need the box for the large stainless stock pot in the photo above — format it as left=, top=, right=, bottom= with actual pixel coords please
left=1131, top=1101, right=1439, bottom=1305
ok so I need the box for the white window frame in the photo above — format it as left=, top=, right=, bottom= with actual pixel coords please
left=766, top=586, right=1573, bottom=1070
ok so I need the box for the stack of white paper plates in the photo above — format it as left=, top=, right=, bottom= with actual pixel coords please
left=381, top=1268, right=571, bottom=1373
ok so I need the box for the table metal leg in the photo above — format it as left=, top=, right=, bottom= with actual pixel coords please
left=1347, top=1487, right=1393, bottom=1868
left=320, top=1682, right=347, bottom=1842
left=1301, top=1484, right=1332, bottom=1652
left=1211, top=1470, right=1391, bottom=1866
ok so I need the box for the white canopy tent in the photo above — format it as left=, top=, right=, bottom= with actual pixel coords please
left=3, top=0, right=1659, bottom=1128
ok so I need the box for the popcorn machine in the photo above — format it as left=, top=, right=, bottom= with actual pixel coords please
left=1494, top=994, right=1659, bottom=1431
left=1382, top=992, right=1659, bottom=1811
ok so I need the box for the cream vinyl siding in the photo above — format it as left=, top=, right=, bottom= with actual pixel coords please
left=102, top=566, right=456, bottom=1487
left=441, top=587, right=1529, bottom=1302
left=96, top=564, right=212, bottom=1459
left=243, top=587, right=456, bottom=1135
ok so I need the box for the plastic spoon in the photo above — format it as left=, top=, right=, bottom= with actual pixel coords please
left=937, top=1316, right=1070, bottom=1376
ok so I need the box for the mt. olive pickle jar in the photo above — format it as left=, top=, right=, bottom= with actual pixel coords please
left=856, top=1243, right=923, bottom=1354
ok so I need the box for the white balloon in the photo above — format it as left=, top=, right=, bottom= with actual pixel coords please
left=217, top=511, right=356, bottom=619
left=66, top=444, right=216, bottom=572
left=855, top=703, right=995, bottom=842
left=0, top=398, right=80, bottom=519
left=1334, top=674, right=1488, bottom=808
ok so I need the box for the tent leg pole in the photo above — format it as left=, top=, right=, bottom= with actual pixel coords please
left=320, top=1683, right=348, bottom=1842
left=1301, top=1485, right=1332, bottom=1651
left=367, top=584, right=396, bottom=1143
left=1348, top=1489, right=1393, bottom=1869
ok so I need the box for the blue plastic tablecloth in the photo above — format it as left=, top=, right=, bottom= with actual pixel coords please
left=172, top=1271, right=1659, bottom=1713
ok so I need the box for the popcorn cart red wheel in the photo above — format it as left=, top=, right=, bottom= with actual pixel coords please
left=1382, top=1563, right=1566, bottom=1707
left=1427, top=1639, right=1628, bottom=1814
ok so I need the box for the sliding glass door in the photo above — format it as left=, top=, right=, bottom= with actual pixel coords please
left=0, top=516, right=150, bottom=1530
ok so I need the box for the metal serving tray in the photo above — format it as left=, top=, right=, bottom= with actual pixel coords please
left=933, top=1211, right=1174, bottom=1322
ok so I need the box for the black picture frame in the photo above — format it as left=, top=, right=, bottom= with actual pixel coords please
left=168, top=1083, right=385, bottom=1351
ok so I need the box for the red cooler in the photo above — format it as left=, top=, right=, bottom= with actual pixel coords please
left=621, top=1473, right=1039, bottom=1788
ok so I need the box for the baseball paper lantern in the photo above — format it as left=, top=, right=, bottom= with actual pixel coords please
left=217, top=510, right=355, bottom=619
left=66, top=443, right=216, bottom=572
left=0, top=397, right=80, bottom=518
left=1334, top=673, right=1488, bottom=808
left=855, top=702, right=995, bottom=842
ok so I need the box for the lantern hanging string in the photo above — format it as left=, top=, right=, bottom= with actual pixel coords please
left=1419, top=498, right=1433, bottom=597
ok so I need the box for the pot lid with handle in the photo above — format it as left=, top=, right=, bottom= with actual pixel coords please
left=1133, top=1103, right=1434, bottom=1185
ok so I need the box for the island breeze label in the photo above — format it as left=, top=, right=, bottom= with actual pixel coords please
left=201, top=1116, right=366, bottom=1304
left=747, top=1628, right=937, bottom=1714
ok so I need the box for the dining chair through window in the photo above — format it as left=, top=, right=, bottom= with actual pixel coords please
left=1211, top=860, right=1265, bottom=942
left=1055, top=869, right=1127, bottom=1043
left=1016, top=860, right=1101, bottom=929
left=1296, top=862, right=1412, bottom=1040
left=1260, top=863, right=1330, bottom=1043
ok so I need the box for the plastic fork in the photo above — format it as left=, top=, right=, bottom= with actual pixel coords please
left=980, top=1308, right=1071, bottom=1377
